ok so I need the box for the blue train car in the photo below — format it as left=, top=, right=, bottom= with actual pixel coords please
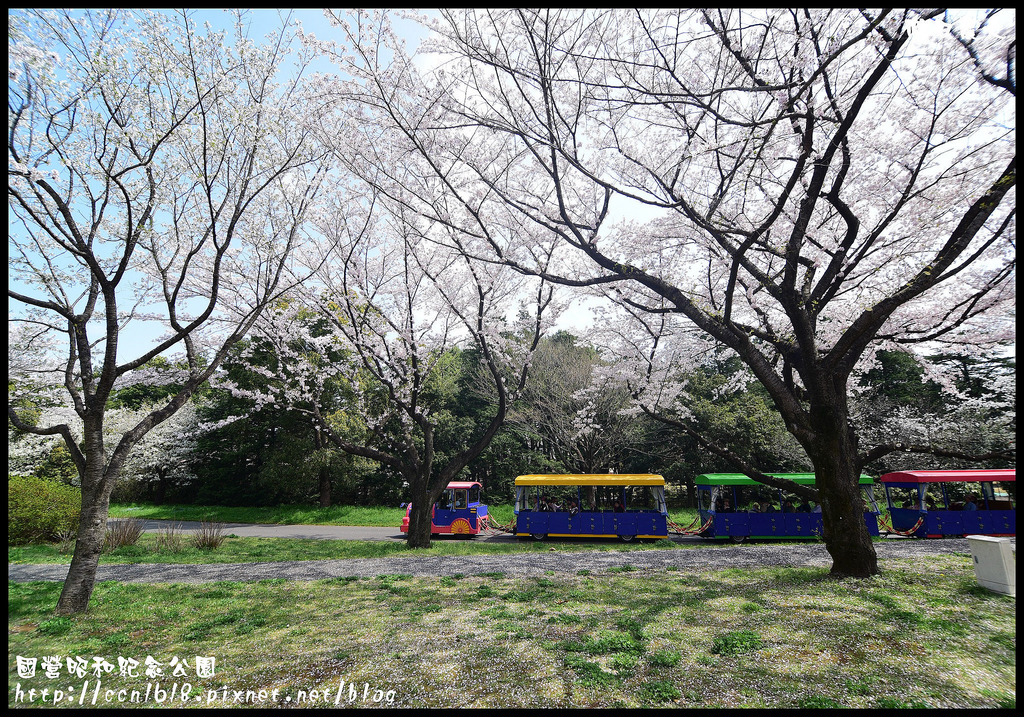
left=695, top=473, right=880, bottom=543
left=514, top=474, right=668, bottom=542
left=880, top=469, right=1015, bottom=538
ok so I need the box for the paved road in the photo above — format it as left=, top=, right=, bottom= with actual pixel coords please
left=10, top=520, right=999, bottom=584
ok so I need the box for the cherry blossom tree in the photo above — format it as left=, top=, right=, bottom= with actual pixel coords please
left=8, top=9, right=331, bottom=613
left=321, top=9, right=1015, bottom=576
left=113, top=400, right=202, bottom=504
left=9, top=397, right=202, bottom=503
left=275, top=13, right=573, bottom=548
left=852, top=349, right=1016, bottom=474
left=221, top=183, right=557, bottom=547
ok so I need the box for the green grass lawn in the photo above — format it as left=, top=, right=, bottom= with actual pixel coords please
left=107, top=502, right=411, bottom=527
left=9, top=532, right=688, bottom=565
left=107, top=502, right=701, bottom=530
left=13, top=502, right=701, bottom=566
left=10, top=503, right=1014, bottom=708
left=8, top=554, right=1015, bottom=709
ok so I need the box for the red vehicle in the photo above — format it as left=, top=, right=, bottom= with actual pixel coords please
left=880, top=469, right=1015, bottom=537
left=400, top=481, right=489, bottom=537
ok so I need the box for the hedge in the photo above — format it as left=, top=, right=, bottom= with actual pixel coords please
left=8, top=474, right=82, bottom=545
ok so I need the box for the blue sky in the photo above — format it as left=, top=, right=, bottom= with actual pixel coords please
left=9, top=9, right=438, bottom=366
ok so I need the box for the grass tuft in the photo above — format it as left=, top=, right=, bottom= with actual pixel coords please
left=191, top=520, right=227, bottom=550
left=104, top=518, right=144, bottom=551
left=155, top=522, right=186, bottom=552
left=710, top=629, right=763, bottom=655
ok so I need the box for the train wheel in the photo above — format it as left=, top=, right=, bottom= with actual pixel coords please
left=730, top=535, right=747, bottom=544
left=531, top=533, right=546, bottom=541
left=619, top=534, right=636, bottom=543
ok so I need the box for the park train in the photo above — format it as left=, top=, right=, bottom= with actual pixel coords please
left=399, top=469, right=1015, bottom=542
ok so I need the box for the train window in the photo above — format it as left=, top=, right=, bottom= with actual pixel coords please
left=698, top=489, right=713, bottom=512
left=624, top=485, right=654, bottom=510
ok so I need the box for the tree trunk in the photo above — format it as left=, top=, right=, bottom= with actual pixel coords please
left=406, top=477, right=434, bottom=549
left=806, top=396, right=878, bottom=578
left=56, top=459, right=116, bottom=614
left=315, top=428, right=332, bottom=508
left=318, top=465, right=332, bottom=508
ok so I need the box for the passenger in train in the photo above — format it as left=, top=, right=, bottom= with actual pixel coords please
left=963, top=494, right=979, bottom=511
left=612, top=499, right=625, bottom=513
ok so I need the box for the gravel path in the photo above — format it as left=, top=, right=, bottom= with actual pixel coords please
left=8, top=537, right=987, bottom=584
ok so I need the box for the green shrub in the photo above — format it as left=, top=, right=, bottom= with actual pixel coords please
left=33, top=443, right=79, bottom=485
left=8, top=474, right=82, bottom=545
